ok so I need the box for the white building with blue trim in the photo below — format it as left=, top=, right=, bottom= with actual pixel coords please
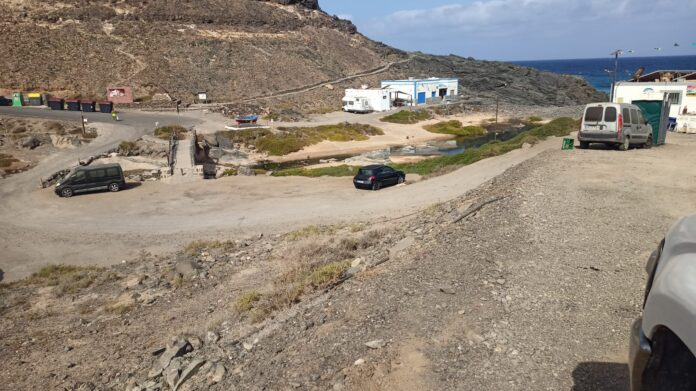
left=380, top=77, right=459, bottom=106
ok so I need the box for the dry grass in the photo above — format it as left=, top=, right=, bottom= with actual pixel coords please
left=105, top=303, right=135, bottom=315
left=24, top=264, right=118, bottom=296
left=308, top=261, right=350, bottom=287
left=184, top=240, right=236, bottom=256
left=235, top=290, right=261, bottom=312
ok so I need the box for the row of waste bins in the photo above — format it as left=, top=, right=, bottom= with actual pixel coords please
left=47, top=98, right=113, bottom=113
left=2, top=93, right=114, bottom=113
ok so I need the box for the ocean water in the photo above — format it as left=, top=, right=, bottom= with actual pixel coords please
left=513, top=55, right=696, bottom=94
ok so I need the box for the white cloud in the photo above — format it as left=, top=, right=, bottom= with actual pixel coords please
left=366, top=0, right=686, bottom=38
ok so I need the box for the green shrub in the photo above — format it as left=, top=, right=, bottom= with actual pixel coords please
left=272, top=165, right=360, bottom=177
left=308, top=261, right=350, bottom=287
left=219, top=123, right=382, bottom=156
left=528, top=115, right=543, bottom=123
left=118, top=141, right=137, bottom=154
left=393, top=117, right=578, bottom=176
left=154, top=125, right=187, bottom=140
left=235, top=290, right=262, bottom=312
left=424, top=120, right=486, bottom=137
left=380, top=110, right=432, bottom=124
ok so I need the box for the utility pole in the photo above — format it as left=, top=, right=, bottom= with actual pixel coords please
left=80, top=114, right=86, bottom=136
left=610, top=50, right=622, bottom=102
left=495, top=82, right=507, bottom=125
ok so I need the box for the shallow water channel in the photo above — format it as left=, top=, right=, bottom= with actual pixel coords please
left=256, top=125, right=532, bottom=171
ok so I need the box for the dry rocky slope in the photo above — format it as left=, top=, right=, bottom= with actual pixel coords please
left=1, top=0, right=605, bottom=112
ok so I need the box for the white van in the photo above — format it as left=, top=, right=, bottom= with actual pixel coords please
left=578, top=103, right=653, bottom=150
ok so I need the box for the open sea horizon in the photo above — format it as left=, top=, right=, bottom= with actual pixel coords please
left=513, top=55, right=696, bottom=94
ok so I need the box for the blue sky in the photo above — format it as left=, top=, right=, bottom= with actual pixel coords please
left=320, top=0, right=696, bottom=61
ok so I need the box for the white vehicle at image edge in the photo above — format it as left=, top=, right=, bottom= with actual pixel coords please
left=630, top=214, right=696, bottom=390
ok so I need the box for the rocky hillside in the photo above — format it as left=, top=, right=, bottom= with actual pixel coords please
left=0, top=0, right=605, bottom=110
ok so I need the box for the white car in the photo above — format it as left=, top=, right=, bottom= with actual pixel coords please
left=630, top=214, right=696, bottom=390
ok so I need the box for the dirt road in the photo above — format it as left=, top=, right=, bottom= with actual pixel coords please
left=0, top=132, right=562, bottom=281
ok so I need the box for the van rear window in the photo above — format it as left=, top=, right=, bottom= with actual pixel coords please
left=604, top=107, right=617, bottom=122
left=106, top=168, right=119, bottom=177
left=584, top=107, right=604, bottom=121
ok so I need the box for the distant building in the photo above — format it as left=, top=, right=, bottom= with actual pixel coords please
left=380, top=78, right=459, bottom=106
left=614, top=70, right=696, bottom=133
left=342, top=87, right=392, bottom=113
left=106, top=86, right=134, bottom=104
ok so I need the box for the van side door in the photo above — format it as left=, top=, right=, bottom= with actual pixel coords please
left=87, top=168, right=108, bottom=190
left=70, top=170, right=88, bottom=192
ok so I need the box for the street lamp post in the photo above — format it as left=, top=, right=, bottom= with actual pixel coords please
left=610, top=50, right=622, bottom=102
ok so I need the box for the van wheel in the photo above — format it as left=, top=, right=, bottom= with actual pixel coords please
left=372, top=181, right=381, bottom=191
left=397, top=176, right=405, bottom=184
left=108, top=182, right=120, bottom=192
left=579, top=141, right=589, bottom=149
left=619, top=137, right=630, bottom=151
left=61, top=188, right=73, bottom=198
left=644, top=135, right=653, bottom=149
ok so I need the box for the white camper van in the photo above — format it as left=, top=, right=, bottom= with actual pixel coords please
left=342, top=88, right=392, bottom=113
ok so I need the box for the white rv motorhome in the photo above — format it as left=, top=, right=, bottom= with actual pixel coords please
left=342, top=88, right=392, bottom=113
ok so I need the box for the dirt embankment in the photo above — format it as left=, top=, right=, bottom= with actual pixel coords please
left=0, top=116, right=96, bottom=178
left=2, top=133, right=696, bottom=390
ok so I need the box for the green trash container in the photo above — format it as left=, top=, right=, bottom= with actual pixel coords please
left=12, top=92, right=23, bottom=107
left=562, top=138, right=574, bottom=150
left=633, top=99, right=669, bottom=146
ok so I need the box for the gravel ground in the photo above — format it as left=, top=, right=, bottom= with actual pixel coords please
left=2, top=133, right=695, bottom=390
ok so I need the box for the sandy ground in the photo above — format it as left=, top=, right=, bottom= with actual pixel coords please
left=0, top=130, right=564, bottom=281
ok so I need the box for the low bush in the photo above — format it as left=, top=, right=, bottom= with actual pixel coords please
left=380, top=110, right=431, bottom=124
left=219, top=123, right=382, bottom=156
left=118, top=141, right=137, bottom=154
left=393, top=117, right=578, bottom=176
left=424, top=120, right=486, bottom=138
left=24, top=264, right=113, bottom=295
left=235, top=290, right=262, bottom=312
left=0, top=153, right=19, bottom=168
left=184, top=240, right=236, bottom=256
left=154, top=125, right=187, bottom=140
left=272, top=165, right=360, bottom=177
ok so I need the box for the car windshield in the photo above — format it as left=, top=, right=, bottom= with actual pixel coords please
left=358, top=169, right=374, bottom=176
left=62, top=167, right=78, bottom=181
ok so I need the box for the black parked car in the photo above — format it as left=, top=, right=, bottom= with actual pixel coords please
left=353, top=165, right=405, bottom=190
left=55, top=163, right=125, bottom=197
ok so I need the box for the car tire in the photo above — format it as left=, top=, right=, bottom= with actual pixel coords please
left=619, top=136, right=630, bottom=151
left=61, top=187, right=73, bottom=198
left=579, top=141, right=589, bottom=149
left=397, top=176, right=405, bottom=184
left=108, top=182, right=120, bottom=192
left=372, top=181, right=381, bottom=191
left=641, top=328, right=696, bottom=391
left=644, top=135, right=653, bottom=149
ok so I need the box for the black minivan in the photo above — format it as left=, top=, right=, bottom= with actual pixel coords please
left=54, top=163, right=125, bottom=197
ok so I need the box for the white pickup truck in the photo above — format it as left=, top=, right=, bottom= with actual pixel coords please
left=630, top=214, right=696, bottom=390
